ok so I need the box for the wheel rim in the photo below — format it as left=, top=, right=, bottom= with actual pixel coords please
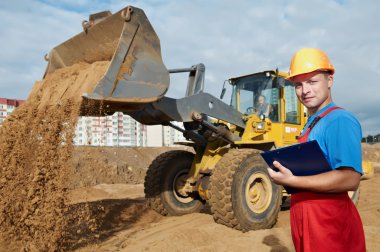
left=172, top=169, right=193, bottom=204
left=245, top=171, right=272, bottom=214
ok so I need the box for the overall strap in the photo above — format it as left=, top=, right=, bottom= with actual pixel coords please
left=297, top=106, right=342, bottom=142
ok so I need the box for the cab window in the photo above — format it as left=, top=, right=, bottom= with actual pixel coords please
left=284, top=81, right=301, bottom=124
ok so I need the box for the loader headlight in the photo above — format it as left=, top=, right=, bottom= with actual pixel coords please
left=256, top=122, right=265, bottom=130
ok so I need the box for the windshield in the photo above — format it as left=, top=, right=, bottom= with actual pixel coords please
left=231, top=72, right=280, bottom=122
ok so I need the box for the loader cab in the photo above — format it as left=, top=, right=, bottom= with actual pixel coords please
left=229, top=70, right=307, bottom=147
left=229, top=71, right=282, bottom=122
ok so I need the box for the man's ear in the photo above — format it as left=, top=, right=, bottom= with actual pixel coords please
left=327, top=75, right=334, bottom=88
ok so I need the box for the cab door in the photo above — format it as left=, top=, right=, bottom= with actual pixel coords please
left=281, top=81, right=305, bottom=145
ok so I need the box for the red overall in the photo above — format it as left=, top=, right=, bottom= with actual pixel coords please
left=290, top=107, right=366, bottom=252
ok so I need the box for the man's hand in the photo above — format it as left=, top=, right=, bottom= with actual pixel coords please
left=267, top=161, right=296, bottom=186
left=267, top=161, right=361, bottom=193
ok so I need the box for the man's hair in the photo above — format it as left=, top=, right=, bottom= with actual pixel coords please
left=315, top=70, right=333, bottom=80
left=258, top=95, right=266, bottom=100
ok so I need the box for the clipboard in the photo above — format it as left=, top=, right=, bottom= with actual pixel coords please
left=260, top=140, right=332, bottom=194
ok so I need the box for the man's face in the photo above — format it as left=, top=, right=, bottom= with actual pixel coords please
left=258, top=96, right=265, bottom=104
left=291, top=71, right=333, bottom=112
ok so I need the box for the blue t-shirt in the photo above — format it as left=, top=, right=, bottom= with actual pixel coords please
left=302, top=103, right=363, bottom=175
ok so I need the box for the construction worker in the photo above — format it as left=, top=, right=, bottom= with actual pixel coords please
left=267, top=48, right=366, bottom=251
left=255, top=95, right=270, bottom=117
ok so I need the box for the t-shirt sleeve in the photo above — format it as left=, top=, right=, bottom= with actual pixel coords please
left=324, top=114, right=363, bottom=174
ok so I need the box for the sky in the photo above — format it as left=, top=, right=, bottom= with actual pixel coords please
left=0, top=0, right=379, bottom=135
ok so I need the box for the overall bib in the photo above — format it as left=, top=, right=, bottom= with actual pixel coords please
left=290, top=107, right=366, bottom=252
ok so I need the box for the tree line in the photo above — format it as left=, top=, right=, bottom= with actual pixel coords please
left=362, top=134, right=380, bottom=143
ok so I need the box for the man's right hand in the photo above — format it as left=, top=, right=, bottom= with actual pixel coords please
left=267, top=161, right=296, bottom=186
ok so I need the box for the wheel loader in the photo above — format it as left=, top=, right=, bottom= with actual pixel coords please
left=43, top=5, right=373, bottom=231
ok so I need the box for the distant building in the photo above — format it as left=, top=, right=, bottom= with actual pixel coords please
left=0, top=96, right=187, bottom=147
left=73, top=112, right=147, bottom=147
left=146, top=122, right=189, bottom=147
left=146, top=125, right=163, bottom=147
left=162, top=121, right=188, bottom=146
left=0, top=97, right=25, bottom=126
left=73, top=113, right=188, bottom=147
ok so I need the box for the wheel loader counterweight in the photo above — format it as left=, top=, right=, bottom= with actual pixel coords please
left=41, top=5, right=372, bottom=232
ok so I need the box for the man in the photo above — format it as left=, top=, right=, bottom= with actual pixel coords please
left=267, top=48, right=365, bottom=251
left=256, top=95, right=270, bottom=117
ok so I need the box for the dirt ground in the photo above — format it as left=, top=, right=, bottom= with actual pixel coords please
left=65, top=144, right=380, bottom=252
left=67, top=146, right=191, bottom=189
left=3, top=144, right=379, bottom=252
left=71, top=144, right=380, bottom=252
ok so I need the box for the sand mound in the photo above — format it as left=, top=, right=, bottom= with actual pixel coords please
left=68, top=146, right=190, bottom=189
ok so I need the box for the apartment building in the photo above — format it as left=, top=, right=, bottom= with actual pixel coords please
left=0, top=96, right=187, bottom=147
left=0, top=98, right=25, bottom=126
left=162, top=121, right=188, bottom=146
left=73, top=113, right=188, bottom=147
left=73, top=112, right=148, bottom=147
left=145, top=122, right=189, bottom=147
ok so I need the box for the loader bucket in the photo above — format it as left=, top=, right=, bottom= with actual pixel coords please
left=44, top=6, right=169, bottom=111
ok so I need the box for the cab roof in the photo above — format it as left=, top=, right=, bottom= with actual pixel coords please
left=228, top=70, right=288, bottom=84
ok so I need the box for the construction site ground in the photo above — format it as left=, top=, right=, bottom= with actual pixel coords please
left=2, top=144, right=379, bottom=252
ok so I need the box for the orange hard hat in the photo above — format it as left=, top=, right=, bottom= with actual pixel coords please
left=287, top=48, right=335, bottom=80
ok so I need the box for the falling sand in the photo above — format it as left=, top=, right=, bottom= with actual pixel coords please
left=0, top=61, right=110, bottom=251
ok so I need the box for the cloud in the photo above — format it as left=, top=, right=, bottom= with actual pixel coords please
left=0, top=1, right=86, bottom=97
left=0, top=0, right=379, bottom=134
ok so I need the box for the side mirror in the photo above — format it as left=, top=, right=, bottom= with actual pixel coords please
left=220, top=87, right=226, bottom=99
left=220, top=80, right=227, bottom=99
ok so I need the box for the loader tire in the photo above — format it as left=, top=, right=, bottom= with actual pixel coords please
left=209, top=149, right=282, bottom=232
left=144, top=150, right=203, bottom=216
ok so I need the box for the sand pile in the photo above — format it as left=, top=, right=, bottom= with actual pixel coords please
left=67, top=146, right=191, bottom=189
left=0, top=61, right=110, bottom=251
left=362, top=143, right=380, bottom=164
